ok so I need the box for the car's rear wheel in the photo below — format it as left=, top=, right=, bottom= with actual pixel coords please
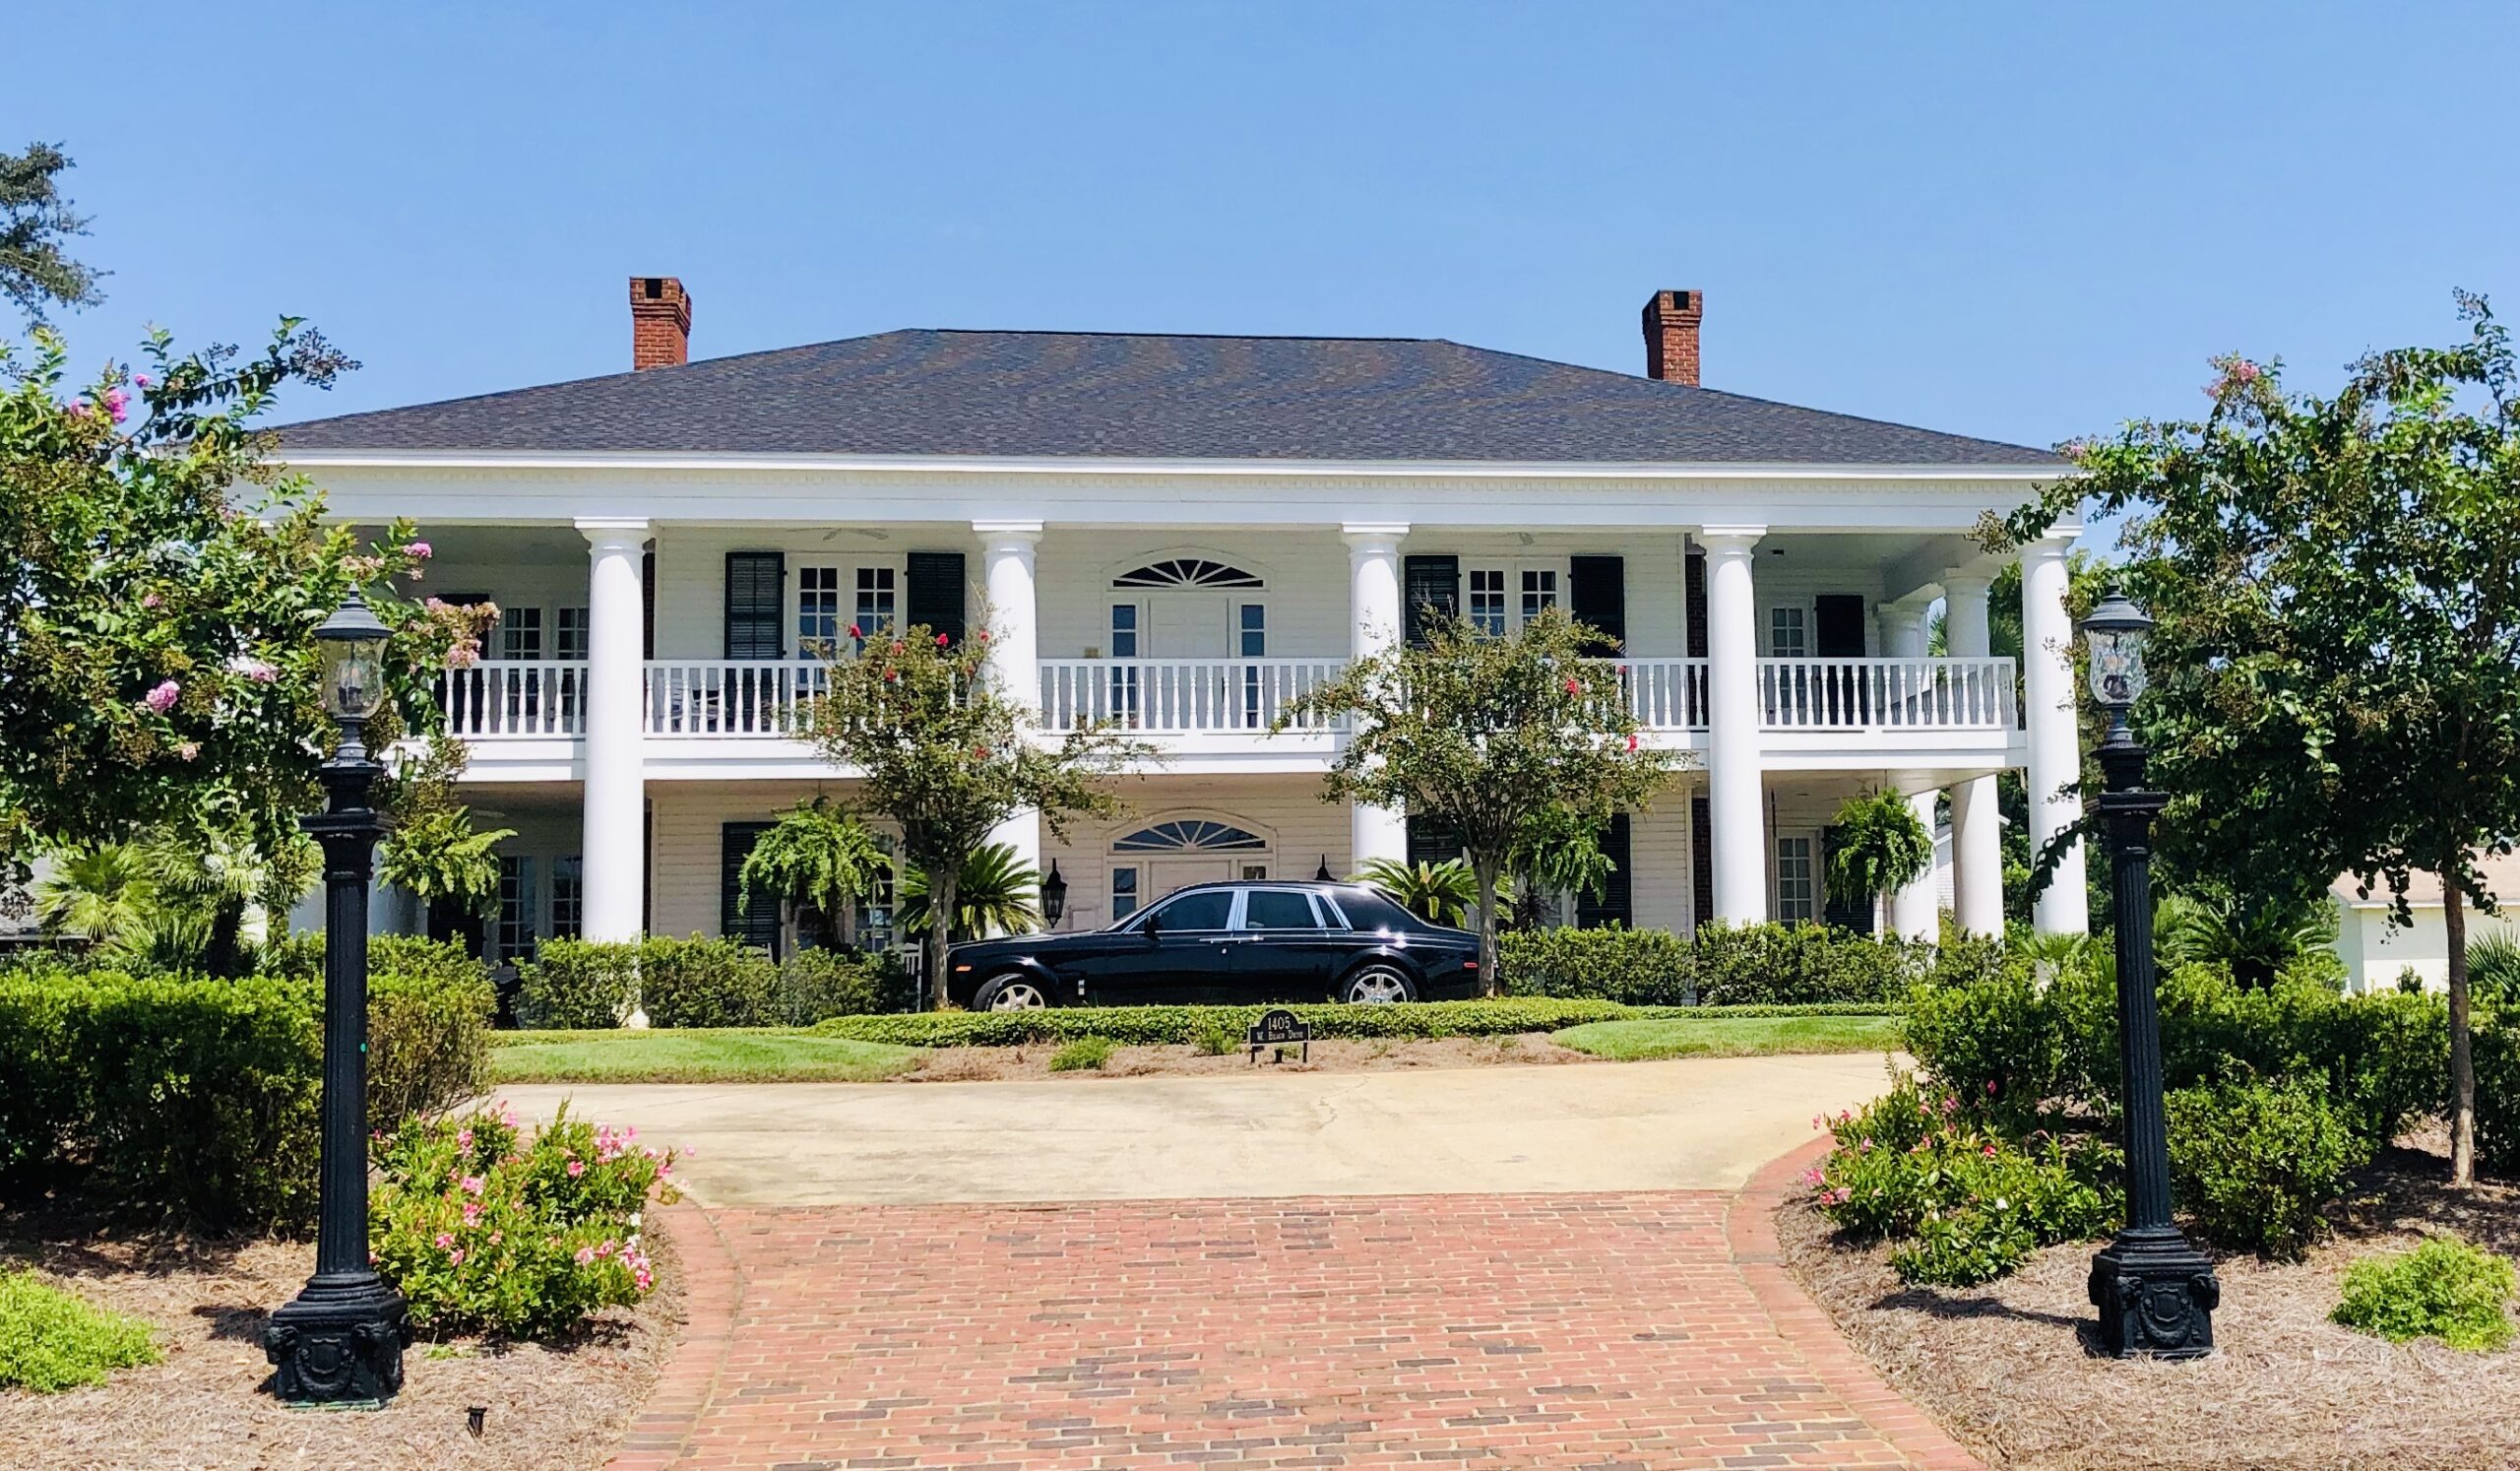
left=974, top=974, right=1052, bottom=1011
left=1341, top=964, right=1415, bottom=1004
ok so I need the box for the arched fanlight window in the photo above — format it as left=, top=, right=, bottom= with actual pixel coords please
left=1113, top=819, right=1269, bottom=853
left=1111, top=558, right=1264, bottom=590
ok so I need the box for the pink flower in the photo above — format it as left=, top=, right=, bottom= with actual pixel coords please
left=225, top=655, right=279, bottom=683
left=1982, top=1143, right=1999, bottom=1159
left=405, top=541, right=432, bottom=559
left=434, top=1232, right=456, bottom=1249
left=1562, top=677, right=1581, bottom=695
left=144, top=679, right=180, bottom=714
left=936, top=632, right=950, bottom=646
left=177, top=741, right=201, bottom=761
left=596, top=1241, right=615, bottom=1258
left=1986, top=1078, right=1997, bottom=1095
left=977, top=631, right=990, bottom=643
left=1626, top=734, right=1639, bottom=752
left=462, top=1202, right=483, bottom=1226
left=574, top=1246, right=597, bottom=1265
left=140, top=592, right=162, bottom=609
left=461, top=1175, right=485, bottom=1196
left=102, top=388, right=129, bottom=421
left=846, top=623, right=862, bottom=639
left=1940, top=1096, right=1959, bottom=1116
left=448, top=1247, right=467, bottom=1265
left=66, top=400, right=91, bottom=417
left=133, top=373, right=150, bottom=388
left=566, top=1159, right=586, bottom=1178
left=1858, top=1137, right=1873, bottom=1153
left=457, top=1128, right=473, bottom=1151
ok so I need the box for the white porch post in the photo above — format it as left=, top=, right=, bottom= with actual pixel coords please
left=1343, top=523, right=1410, bottom=871
left=976, top=521, right=1044, bottom=891
left=1880, top=600, right=1940, bottom=944
left=1943, top=573, right=2005, bottom=937
left=2021, top=537, right=2090, bottom=935
left=578, top=518, right=648, bottom=942
left=1701, top=527, right=1767, bottom=926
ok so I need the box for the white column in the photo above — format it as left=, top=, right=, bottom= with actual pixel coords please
left=1701, top=527, right=1767, bottom=926
left=2021, top=538, right=2090, bottom=935
left=1943, top=574, right=2005, bottom=937
left=1881, top=601, right=1940, bottom=944
left=976, top=522, right=1044, bottom=896
left=1343, top=523, right=1410, bottom=871
left=578, top=518, right=649, bottom=943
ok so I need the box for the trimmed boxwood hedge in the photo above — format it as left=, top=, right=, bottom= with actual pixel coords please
left=811, top=996, right=1899, bottom=1048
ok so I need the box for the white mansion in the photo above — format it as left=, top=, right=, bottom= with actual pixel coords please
left=276, top=280, right=2088, bottom=957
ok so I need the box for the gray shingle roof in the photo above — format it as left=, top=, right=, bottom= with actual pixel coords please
left=276, top=329, right=2058, bottom=466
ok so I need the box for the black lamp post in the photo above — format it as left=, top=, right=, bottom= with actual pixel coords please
left=1040, top=861, right=1067, bottom=928
left=264, top=594, right=411, bottom=1404
left=2079, top=587, right=2219, bottom=1360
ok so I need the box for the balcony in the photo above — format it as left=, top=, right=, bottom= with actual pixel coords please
left=437, top=656, right=2018, bottom=776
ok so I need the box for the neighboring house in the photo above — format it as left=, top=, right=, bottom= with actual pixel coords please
left=274, top=279, right=2087, bottom=961
left=2330, top=855, right=2520, bottom=992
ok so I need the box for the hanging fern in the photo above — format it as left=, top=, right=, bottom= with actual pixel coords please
left=738, top=796, right=889, bottom=925
left=1825, top=790, right=1933, bottom=924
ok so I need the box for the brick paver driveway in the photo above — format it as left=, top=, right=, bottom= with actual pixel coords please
left=615, top=1169, right=1978, bottom=1469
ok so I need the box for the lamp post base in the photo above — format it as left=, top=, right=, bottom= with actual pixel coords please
left=263, top=1272, right=410, bottom=1405
left=2087, top=1227, right=2219, bottom=1360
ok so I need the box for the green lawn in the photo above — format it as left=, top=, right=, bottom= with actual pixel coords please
left=1550, top=1013, right=1902, bottom=1061
left=490, top=1028, right=921, bottom=1084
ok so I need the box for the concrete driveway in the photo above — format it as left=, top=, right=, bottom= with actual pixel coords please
left=500, top=1052, right=1890, bottom=1207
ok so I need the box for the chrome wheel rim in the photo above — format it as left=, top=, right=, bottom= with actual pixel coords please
left=1347, top=970, right=1408, bottom=1004
left=987, top=980, right=1048, bottom=1010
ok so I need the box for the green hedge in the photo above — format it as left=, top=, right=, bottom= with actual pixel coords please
left=0, top=967, right=493, bottom=1230
left=515, top=939, right=640, bottom=1029
left=255, top=933, right=486, bottom=988
left=816, top=996, right=1635, bottom=1048
left=519, top=938, right=915, bottom=1029
left=1500, top=921, right=1984, bottom=1007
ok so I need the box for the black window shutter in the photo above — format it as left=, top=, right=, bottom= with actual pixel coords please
left=1405, top=814, right=1464, bottom=867
left=641, top=548, right=657, bottom=661
left=1569, top=555, right=1626, bottom=653
left=906, top=551, right=967, bottom=646
left=721, top=821, right=782, bottom=957
left=1685, top=548, right=1709, bottom=660
left=1402, top=554, right=1460, bottom=647
left=724, top=552, right=785, bottom=660
left=1691, top=796, right=1715, bottom=932
left=1576, top=813, right=1633, bottom=928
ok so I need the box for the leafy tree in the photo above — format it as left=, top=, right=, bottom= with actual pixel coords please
left=737, top=796, right=888, bottom=941
left=1284, top=608, right=1678, bottom=991
left=805, top=618, right=1151, bottom=1005
left=898, top=842, right=1041, bottom=942
left=0, top=322, right=490, bottom=880
left=1, top=143, right=101, bottom=321
left=1999, top=292, right=2520, bottom=1185
left=1824, top=790, right=1933, bottom=935
left=1354, top=856, right=1478, bottom=927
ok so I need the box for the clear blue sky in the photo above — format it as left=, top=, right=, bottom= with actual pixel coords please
left=9, top=2, right=2514, bottom=458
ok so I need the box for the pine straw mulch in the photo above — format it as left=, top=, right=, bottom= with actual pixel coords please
left=0, top=1207, right=683, bottom=1471
left=1776, top=1137, right=2520, bottom=1471
left=906, top=1029, right=1603, bottom=1081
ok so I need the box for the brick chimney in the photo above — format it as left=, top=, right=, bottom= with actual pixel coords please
left=1641, top=288, right=1702, bottom=385
left=630, top=276, right=692, bottom=370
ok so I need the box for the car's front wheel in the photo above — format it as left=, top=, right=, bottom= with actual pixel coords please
left=974, top=974, right=1052, bottom=1011
left=1340, top=964, right=1415, bottom=1004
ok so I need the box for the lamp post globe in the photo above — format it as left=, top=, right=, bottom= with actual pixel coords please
left=2078, top=587, right=2219, bottom=1359
left=264, top=592, right=410, bottom=1404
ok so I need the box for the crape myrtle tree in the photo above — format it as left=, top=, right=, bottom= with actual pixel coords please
left=1996, top=292, right=2520, bottom=1186
left=806, top=616, right=1153, bottom=1005
left=1284, top=608, right=1679, bottom=991
left=0, top=321, right=491, bottom=883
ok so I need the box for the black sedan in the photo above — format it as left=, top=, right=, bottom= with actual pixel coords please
left=942, top=880, right=1482, bottom=1010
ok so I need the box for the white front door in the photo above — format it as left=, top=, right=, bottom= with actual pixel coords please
left=1147, top=857, right=1236, bottom=899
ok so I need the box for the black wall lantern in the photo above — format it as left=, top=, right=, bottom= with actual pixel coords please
left=1040, top=860, right=1067, bottom=927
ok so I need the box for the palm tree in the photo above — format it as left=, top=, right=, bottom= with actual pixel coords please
left=1354, top=857, right=1479, bottom=927
left=898, top=842, right=1040, bottom=942
left=2156, top=887, right=2341, bottom=990
left=33, top=842, right=157, bottom=943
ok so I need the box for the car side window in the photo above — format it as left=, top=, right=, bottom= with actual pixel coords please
left=1148, top=889, right=1233, bottom=931
left=1239, top=889, right=1320, bottom=930
left=1334, top=888, right=1418, bottom=931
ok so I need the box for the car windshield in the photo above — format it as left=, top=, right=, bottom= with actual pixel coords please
left=1136, top=888, right=1233, bottom=931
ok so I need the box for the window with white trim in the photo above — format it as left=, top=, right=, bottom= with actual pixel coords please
left=498, top=608, right=543, bottom=661
left=1769, top=606, right=1808, bottom=659
left=1520, top=567, right=1558, bottom=624
left=1109, top=864, right=1141, bottom=921
left=1775, top=836, right=1816, bottom=923
left=1239, top=603, right=1267, bottom=726
left=858, top=840, right=898, bottom=949
left=1466, top=562, right=1564, bottom=635
left=853, top=566, right=897, bottom=647
left=549, top=857, right=584, bottom=941
left=1468, top=568, right=1508, bottom=636
left=556, top=608, right=591, bottom=661
left=1108, top=604, right=1141, bottom=725
left=494, top=855, right=538, bottom=960
left=797, top=566, right=842, bottom=653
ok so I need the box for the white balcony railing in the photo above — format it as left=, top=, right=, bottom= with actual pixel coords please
left=439, top=661, right=587, bottom=736
left=642, top=661, right=827, bottom=736
left=437, top=655, right=2019, bottom=741
left=1757, top=657, right=2017, bottom=731
left=1039, top=658, right=1349, bottom=734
